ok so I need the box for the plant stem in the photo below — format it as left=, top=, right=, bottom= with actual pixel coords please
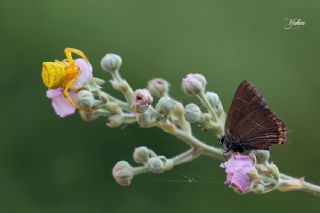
left=171, top=148, right=200, bottom=166
left=97, top=90, right=131, bottom=111
left=132, top=149, right=199, bottom=176
left=111, top=71, right=134, bottom=105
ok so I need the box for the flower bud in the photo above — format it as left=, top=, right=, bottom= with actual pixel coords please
left=77, top=90, right=95, bottom=108
left=147, top=78, right=169, bottom=98
left=252, top=184, right=265, bottom=194
left=267, top=163, right=280, bottom=180
left=181, top=73, right=207, bottom=96
left=184, top=103, right=202, bottom=123
left=135, top=108, right=160, bottom=128
left=79, top=110, right=97, bottom=122
left=110, top=79, right=130, bottom=92
left=205, top=92, right=223, bottom=115
left=100, top=53, right=122, bottom=73
left=198, top=113, right=212, bottom=129
left=147, top=157, right=164, bottom=174
left=133, top=146, right=150, bottom=164
left=107, top=115, right=123, bottom=128
left=250, top=150, right=270, bottom=164
left=132, top=89, right=153, bottom=113
left=156, top=97, right=176, bottom=115
left=112, top=161, right=133, bottom=187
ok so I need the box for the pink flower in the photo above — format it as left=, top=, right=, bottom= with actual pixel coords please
left=132, top=89, right=153, bottom=113
left=46, top=58, right=93, bottom=117
left=220, top=155, right=255, bottom=193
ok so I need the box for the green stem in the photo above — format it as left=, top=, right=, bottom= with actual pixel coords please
left=198, top=92, right=218, bottom=122
left=132, top=148, right=200, bottom=176
left=171, top=148, right=200, bottom=166
left=197, top=92, right=224, bottom=136
left=111, top=71, right=134, bottom=105
left=121, top=113, right=137, bottom=124
left=97, top=90, right=130, bottom=111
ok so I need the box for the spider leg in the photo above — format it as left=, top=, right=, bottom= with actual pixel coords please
left=70, top=85, right=79, bottom=91
left=63, top=78, right=78, bottom=108
left=64, top=48, right=89, bottom=67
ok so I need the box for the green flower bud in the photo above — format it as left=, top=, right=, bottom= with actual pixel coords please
left=267, top=163, right=280, bottom=180
left=156, top=97, right=176, bottom=115
left=113, top=161, right=131, bottom=171
left=136, top=108, right=160, bottom=128
left=133, top=146, right=150, bottom=164
left=112, top=161, right=133, bottom=187
left=79, top=110, right=96, bottom=122
left=77, top=90, right=95, bottom=108
left=250, top=150, right=270, bottom=164
left=205, top=91, right=223, bottom=115
left=147, top=78, right=169, bottom=98
left=113, top=169, right=133, bottom=187
left=252, top=183, right=265, bottom=194
left=100, top=53, right=122, bottom=73
left=181, top=73, right=207, bottom=96
left=147, top=157, right=164, bottom=174
left=199, top=113, right=212, bottom=129
left=107, top=115, right=123, bottom=128
left=184, top=103, right=202, bottom=123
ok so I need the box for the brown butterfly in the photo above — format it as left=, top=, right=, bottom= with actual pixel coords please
left=220, top=80, right=287, bottom=153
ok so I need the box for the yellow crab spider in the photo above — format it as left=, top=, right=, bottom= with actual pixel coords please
left=42, top=48, right=89, bottom=108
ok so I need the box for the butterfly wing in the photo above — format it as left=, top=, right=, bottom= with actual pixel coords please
left=225, top=80, right=286, bottom=150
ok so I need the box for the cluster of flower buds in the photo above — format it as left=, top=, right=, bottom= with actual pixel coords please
left=131, top=79, right=178, bottom=128
left=180, top=74, right=225, bottom=134
left=249, top=150, right=281, bottom=194
left=112, top=146, right=174, bottom=186
left=134, top=146, right=173, bottom=172
left=132, top=90, right=160, bottom=128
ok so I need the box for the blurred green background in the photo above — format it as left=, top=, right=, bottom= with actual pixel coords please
left=0, top=0, right=319, bottom=212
